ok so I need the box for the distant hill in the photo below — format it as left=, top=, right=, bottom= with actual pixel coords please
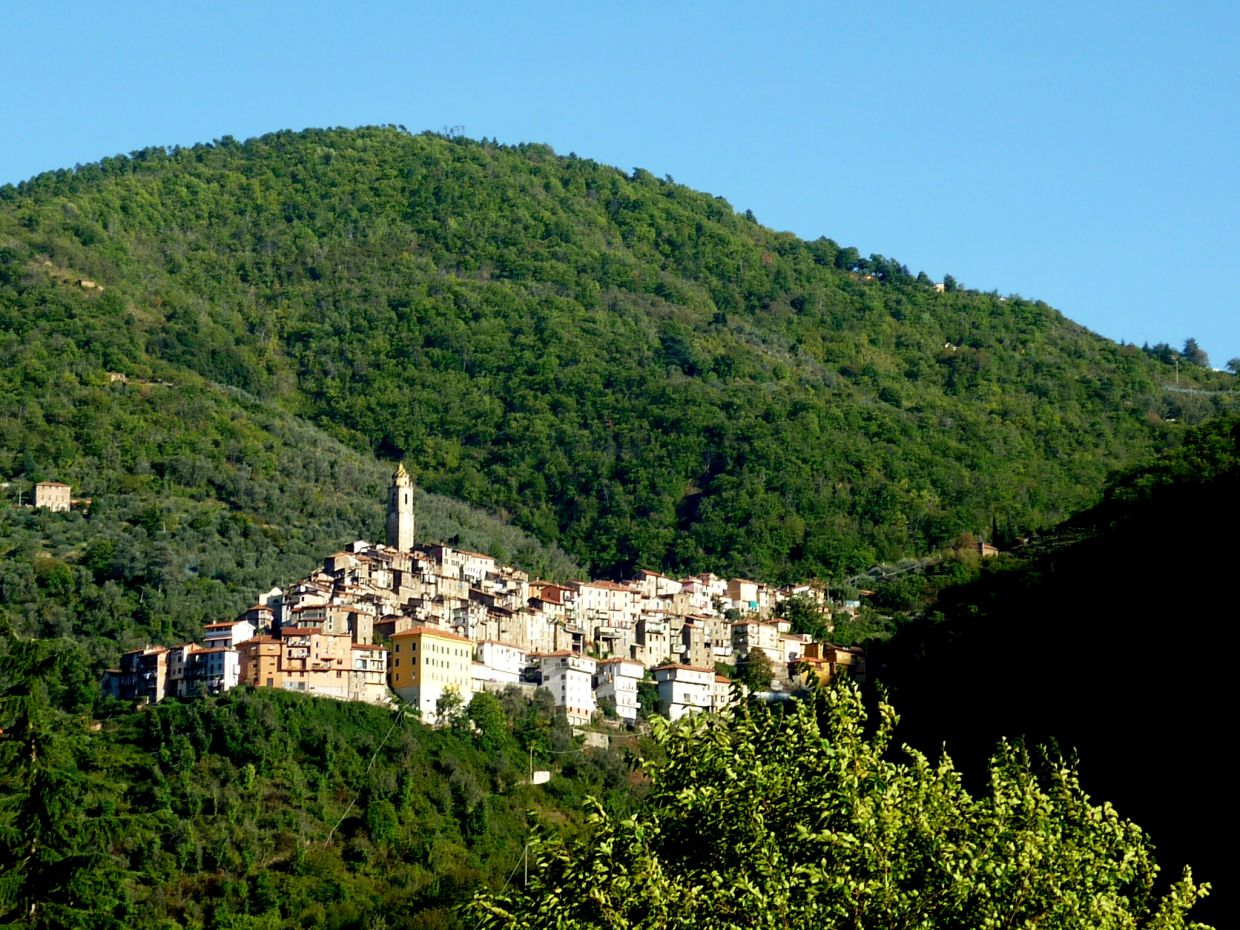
left=873, top=414, right=1240, bottom=926
left=1, top=126, right=1234, bottom=660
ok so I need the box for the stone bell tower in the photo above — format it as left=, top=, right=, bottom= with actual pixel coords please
left=386, top=462, right=415, bottom=551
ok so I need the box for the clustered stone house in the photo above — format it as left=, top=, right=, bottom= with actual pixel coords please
left=34, top=481, right=72, bottom=512
left=106, top=465, right=865, bottom=723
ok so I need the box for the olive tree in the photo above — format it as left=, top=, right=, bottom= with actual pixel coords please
left=469, top=681, right=1210, bottom=929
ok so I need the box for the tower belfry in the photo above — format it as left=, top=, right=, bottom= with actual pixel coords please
left=386, top=462, right=415, bottom=551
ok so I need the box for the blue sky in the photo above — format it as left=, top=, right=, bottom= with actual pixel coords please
left=4, top=1, right=1238, bottom=365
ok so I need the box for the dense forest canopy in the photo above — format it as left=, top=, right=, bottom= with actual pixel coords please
left=0, top=629, right=644, bottom=929
left=2, top=126, right=1232, bottom=600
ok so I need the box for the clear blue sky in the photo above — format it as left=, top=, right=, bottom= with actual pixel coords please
left=4, top=1, right=1238, bottom=365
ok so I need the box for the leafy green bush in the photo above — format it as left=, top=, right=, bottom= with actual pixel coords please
left=471, top=682, right=1211, bottom=929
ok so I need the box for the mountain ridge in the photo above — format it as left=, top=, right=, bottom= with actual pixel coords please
left=1, top=125, right=1233, bottom=594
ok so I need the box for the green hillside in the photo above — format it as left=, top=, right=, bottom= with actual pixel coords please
left=0, top=262, right=578, bottom=659
left=1, top=126, right=1233, bottom=624
left=0, top=635, right=642, bottom=929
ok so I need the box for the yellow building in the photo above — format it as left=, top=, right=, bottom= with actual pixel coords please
left=388, top=625, right=474, bottom=723
left=796, top=642, right=868, bottom=686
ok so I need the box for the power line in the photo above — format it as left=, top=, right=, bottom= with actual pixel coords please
left=323, top=705, right=406, bottom=846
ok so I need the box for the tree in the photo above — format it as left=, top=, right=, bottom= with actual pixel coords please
left=597, top=696, right=618, bottom=720
left=0, top=628, right=127, bottom=928
left=1183, top=338, right=1210, bottom=368
left=636, top=679, right=660, bottom=720
left=1226, top=358, right=1240, bottom=375
left=468, top=681, right=1211, bottom=929
left=737, top=648, right=774, bottom=691
left=435, top=687, right=465, bottom=728
left=775, top=593, right=830, bottom=641
left=467, top=691, right=509, bottom=751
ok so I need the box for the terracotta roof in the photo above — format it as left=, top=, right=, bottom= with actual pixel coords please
left=653, top=663, right=716, bottom=674
left=36, top=481, right=71, bottom=487
left=715, top=674, right=733, bottom=683
left=581, top=580, right=637, bottom=592
left=237, top=636, right=277, bottom=646
left=388, top=625, right=473, bottom=644
left=351, top=643, right=386, bottom=651
left=124, top=646, right=168, bottom=656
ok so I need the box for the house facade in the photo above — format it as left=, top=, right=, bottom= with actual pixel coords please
left=34, top=481, right=71, bottom=512
left=537, top=652, right=598, bottom=725
left=653, top=664, right=716, bottom=720
left=595, top=657, right=643, bottom=722
left=388, top=626, right=474, bottom=722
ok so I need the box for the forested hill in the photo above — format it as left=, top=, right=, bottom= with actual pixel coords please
left=1, top=126, right=1232, bottom=586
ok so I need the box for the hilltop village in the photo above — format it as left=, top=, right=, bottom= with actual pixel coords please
left=106, top=465, right=864, bottom=724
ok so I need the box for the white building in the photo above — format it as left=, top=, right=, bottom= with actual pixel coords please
left=653, top=664, right=716, bottom=721
left=34, top=481, right=71, bottom=512
left=349, top=643, right=390, bottom=704
left=167, top=644, right=240, bottom=697
left=572, top=581, right=641, bottom=657
left=475, top=640, right=529, bottom=688
left=778, top=632, right=811, bottom=665
left=203, top=619, right=257, bottom=649
left=537, top=652, right=598, bottom=725
left=633, top=569, right=682, bottom=599
left=595, top=657, right=643, bottom=722
left=731, top=619, right=780, bottom=660
left=726, top=578, right=760, bottom=614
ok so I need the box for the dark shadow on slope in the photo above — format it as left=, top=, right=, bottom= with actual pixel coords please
left=873, top=418, right=1240, bottom=927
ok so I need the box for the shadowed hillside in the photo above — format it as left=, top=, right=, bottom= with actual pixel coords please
left=874, top=416, right=1239, bottom=926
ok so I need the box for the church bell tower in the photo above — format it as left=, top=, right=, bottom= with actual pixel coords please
left=386, top=462, right=415, bottom=551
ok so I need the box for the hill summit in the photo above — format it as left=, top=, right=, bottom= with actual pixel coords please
left=1, top=127, right=1231, bottom=586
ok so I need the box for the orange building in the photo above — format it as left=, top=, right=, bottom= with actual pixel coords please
left=237, top=627, right=358, bottom=700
